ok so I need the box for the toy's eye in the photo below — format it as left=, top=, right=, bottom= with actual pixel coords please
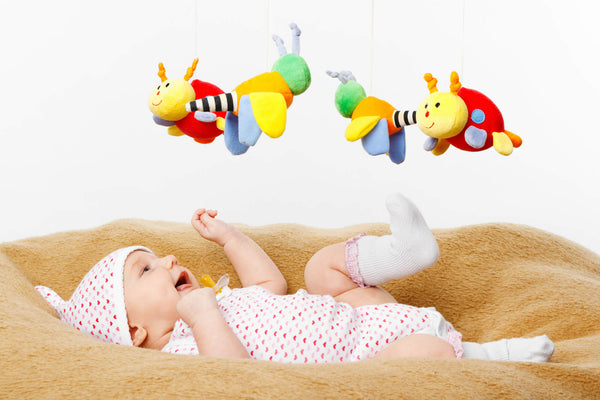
left=165, top=83, right=170, bottom=88
left=435, top=102, right=440, bottom=108
left=156, top=85, right=160, bottom=90
left=424, top=104, right=428, bottom=109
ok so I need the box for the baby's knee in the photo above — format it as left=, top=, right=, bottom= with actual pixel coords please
left=305, top=243, right=345, bottom=274
left=304, top=243, right=346, bottom=290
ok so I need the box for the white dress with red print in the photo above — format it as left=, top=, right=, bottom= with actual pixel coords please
left=162, top=286, right=463, bottom=362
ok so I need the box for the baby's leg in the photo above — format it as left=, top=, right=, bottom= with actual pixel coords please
left=374, top=334, right=457, bottom=360
left=304, top=242, right=397, bottom=307
left=304, top=193, right=438, bottom=307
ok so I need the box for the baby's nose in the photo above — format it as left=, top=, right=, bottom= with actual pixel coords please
left=161, top=255, right=178, bottom=270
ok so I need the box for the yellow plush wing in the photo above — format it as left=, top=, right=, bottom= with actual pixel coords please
left=249, top=92, right=287, bottom=138
left=345, top=116, right=380, bottom=142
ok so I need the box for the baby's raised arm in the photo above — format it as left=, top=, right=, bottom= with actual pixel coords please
left=191, top=209, right=287, bottom=295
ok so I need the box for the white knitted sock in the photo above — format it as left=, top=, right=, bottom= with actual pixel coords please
left=463, top=335, right=555, bottom=362
left=355, top=193, right=439, bottom=286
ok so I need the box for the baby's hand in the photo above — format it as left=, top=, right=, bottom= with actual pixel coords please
left=191, top=209, right=238, bottom=246
left=176, top=287, right=219, bottom=328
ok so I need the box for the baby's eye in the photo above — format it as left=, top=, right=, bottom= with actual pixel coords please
left=142, top=266, right=151, bottom=274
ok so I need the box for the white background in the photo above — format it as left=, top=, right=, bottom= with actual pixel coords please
left=1, top=0, right=598, bottom=255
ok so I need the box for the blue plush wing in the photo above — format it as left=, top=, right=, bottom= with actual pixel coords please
left=223, top=112, right=250, bottom=155
left=237, top=95, right=262, bottom=146
left=388, top=128, right=406, bottom=164
left=361, top=119, right=390, bottom=155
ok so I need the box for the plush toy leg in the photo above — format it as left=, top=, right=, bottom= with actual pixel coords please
left=223, top=112, right=250, bottom=155
left=152, top=115, right=175, bottom=127
left=361, top=119, right=390, bottom=155
left=237, top=95, right=262, bottom=146
left=492, top=131, right=514, bottom=156
left=432, top=138, right=451, bottom=156
left=168, top=125, right=185, bottom=137
left=423, top=137, right=438, bottom=152
left=349, top=193, right=439, bottom=287
left=388, top=129, right=406, bottom=164
left=193, top=111, right=217, bottom=123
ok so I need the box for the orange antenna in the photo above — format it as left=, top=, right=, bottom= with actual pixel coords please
left=158, top=63, right=167, bottom=82
left=424, top=73, right=438, bottom=93
left=184, top=58, right=199, bottom=81
left=449, top=71, right=462, bottom=94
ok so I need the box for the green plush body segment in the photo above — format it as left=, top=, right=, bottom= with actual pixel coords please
left=272, top=54, right=311, bottom=95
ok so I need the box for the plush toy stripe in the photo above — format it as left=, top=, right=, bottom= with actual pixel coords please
left=393, top=110, right=417, bottom=129
left=187, top=92, right=237, bottom=113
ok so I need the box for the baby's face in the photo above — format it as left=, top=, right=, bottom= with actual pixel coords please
left=123, top=250, right=200, bottom=342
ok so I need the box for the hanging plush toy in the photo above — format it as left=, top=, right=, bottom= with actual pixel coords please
left=185, top=23, right=311, bottom=155
left=148, top=59, right=226, bottom=144
left=329, top=70, right=521, bottom=163
left=416, top=71, right=521, bottom=156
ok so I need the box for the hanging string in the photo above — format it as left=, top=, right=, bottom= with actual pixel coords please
left=460, top=0, right=466, bottom=79
left=266, top=0, right=271, bottom=71
left=193, top=0, right=198, bottom=58
left=369, top=0, right=375, bottom=94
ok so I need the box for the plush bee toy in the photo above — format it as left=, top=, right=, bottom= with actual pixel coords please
left=149, top=23, right=311, bottom=155
left=329, top=70, right=522, bottom=163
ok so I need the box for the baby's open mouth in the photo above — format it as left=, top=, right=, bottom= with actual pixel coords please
left=175, top=271, right=192, bottom=292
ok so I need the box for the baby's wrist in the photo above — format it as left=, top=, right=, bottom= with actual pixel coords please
left=220, top=228, right=244, bottom=247
left=188, top=307, right=223, bottom=329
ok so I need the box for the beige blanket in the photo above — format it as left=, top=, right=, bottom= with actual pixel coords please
left=1, top=219, right=599, bottom=399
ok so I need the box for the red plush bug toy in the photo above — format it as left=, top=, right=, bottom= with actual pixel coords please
left=148, top=58, right=226, bottom=144
left=329, top=70, right=522, bottom=163
left=417, top=71, right=522, bottom=156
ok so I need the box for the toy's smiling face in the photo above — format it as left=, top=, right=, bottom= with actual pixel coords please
left=416, top=92, right=468, bottom=139
left=148, top=78, right=195, bottom=121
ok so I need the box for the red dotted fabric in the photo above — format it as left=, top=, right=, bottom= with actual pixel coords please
left=163, top=286, right=463, bottom=362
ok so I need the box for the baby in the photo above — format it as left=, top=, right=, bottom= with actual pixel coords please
left=36, top=193, right=554, bottom=363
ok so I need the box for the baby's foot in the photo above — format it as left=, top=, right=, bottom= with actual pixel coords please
left=386, top=193, right=439, bottom=270
left=353, top=193, right=438, bottom=286
left=505, top=335, right=555, bottom=362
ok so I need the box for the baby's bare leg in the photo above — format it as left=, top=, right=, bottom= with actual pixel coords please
left=374, top=334, right=456, bottom=360
left=304, top=242, right=397, bottom=307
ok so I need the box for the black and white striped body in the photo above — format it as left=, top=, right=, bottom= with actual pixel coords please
left=186, top=92, right=238, bottom=113
left=393, top=110, right=417, bottom=129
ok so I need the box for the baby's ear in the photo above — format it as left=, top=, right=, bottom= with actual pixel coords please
left=129, top=324, right=148, bottom=347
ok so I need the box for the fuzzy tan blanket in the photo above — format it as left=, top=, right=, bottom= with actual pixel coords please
left=1, top=219, right=599, bottom=399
